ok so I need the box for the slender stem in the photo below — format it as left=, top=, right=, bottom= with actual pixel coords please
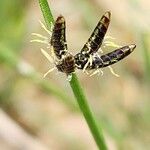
left=39, top=0, right=54, bottom=29
left=38, top=0, right=108, bottom=149
left=70, top=73, right=107, bottom=149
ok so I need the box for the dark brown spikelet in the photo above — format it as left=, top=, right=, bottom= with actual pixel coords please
left=75, top=44, right=136, bottom=69
left=50, top=16, right=76, bottom=75
left=56, top=54, right=75, bottom=75
left=81, top=11, right=111, bottom=55
left=99, top=44, right=136, bottom=68
left=50, top=15, right=67, bottom=59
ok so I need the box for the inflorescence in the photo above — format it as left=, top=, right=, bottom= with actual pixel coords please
left=31, top=11, right=136, bottom=81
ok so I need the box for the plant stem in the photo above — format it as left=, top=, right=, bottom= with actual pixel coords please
left=70, top=73, right=107, bottom=149
left=38, top=0, right=107, bottom=149
left=39, top=0, right=54, bottom=29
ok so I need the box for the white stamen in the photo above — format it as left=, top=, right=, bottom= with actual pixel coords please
left=85, top=70, right=89, bottom=75
left=41, top=48, right=54, bottom=63
left=30, top=39, right=48, bottom=44
left=105, top=35, right=115, bottom=40
left=31, top=33, right=48, bottom=40
left=43, top=67, right=56, bottom=78
left=39, top=20, right=52, bottom=35
left=108, top=66, right=120, bottom=77
left=98, top=69, right=104, bottom=76
left=83, top=55, right=93, bottom=72
left=104, top=41, right=120, bottom=48
left=90, top=69, right=103, bottom=76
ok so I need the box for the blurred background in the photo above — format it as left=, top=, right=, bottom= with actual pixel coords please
left=0, top=0, right=150, bottom=149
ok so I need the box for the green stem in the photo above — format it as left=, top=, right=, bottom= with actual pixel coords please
left=38, top=0, right=107, bottom=149
left=39, top=0, right=54, bottom=29
left=70, top=73, right=107, bottom=149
